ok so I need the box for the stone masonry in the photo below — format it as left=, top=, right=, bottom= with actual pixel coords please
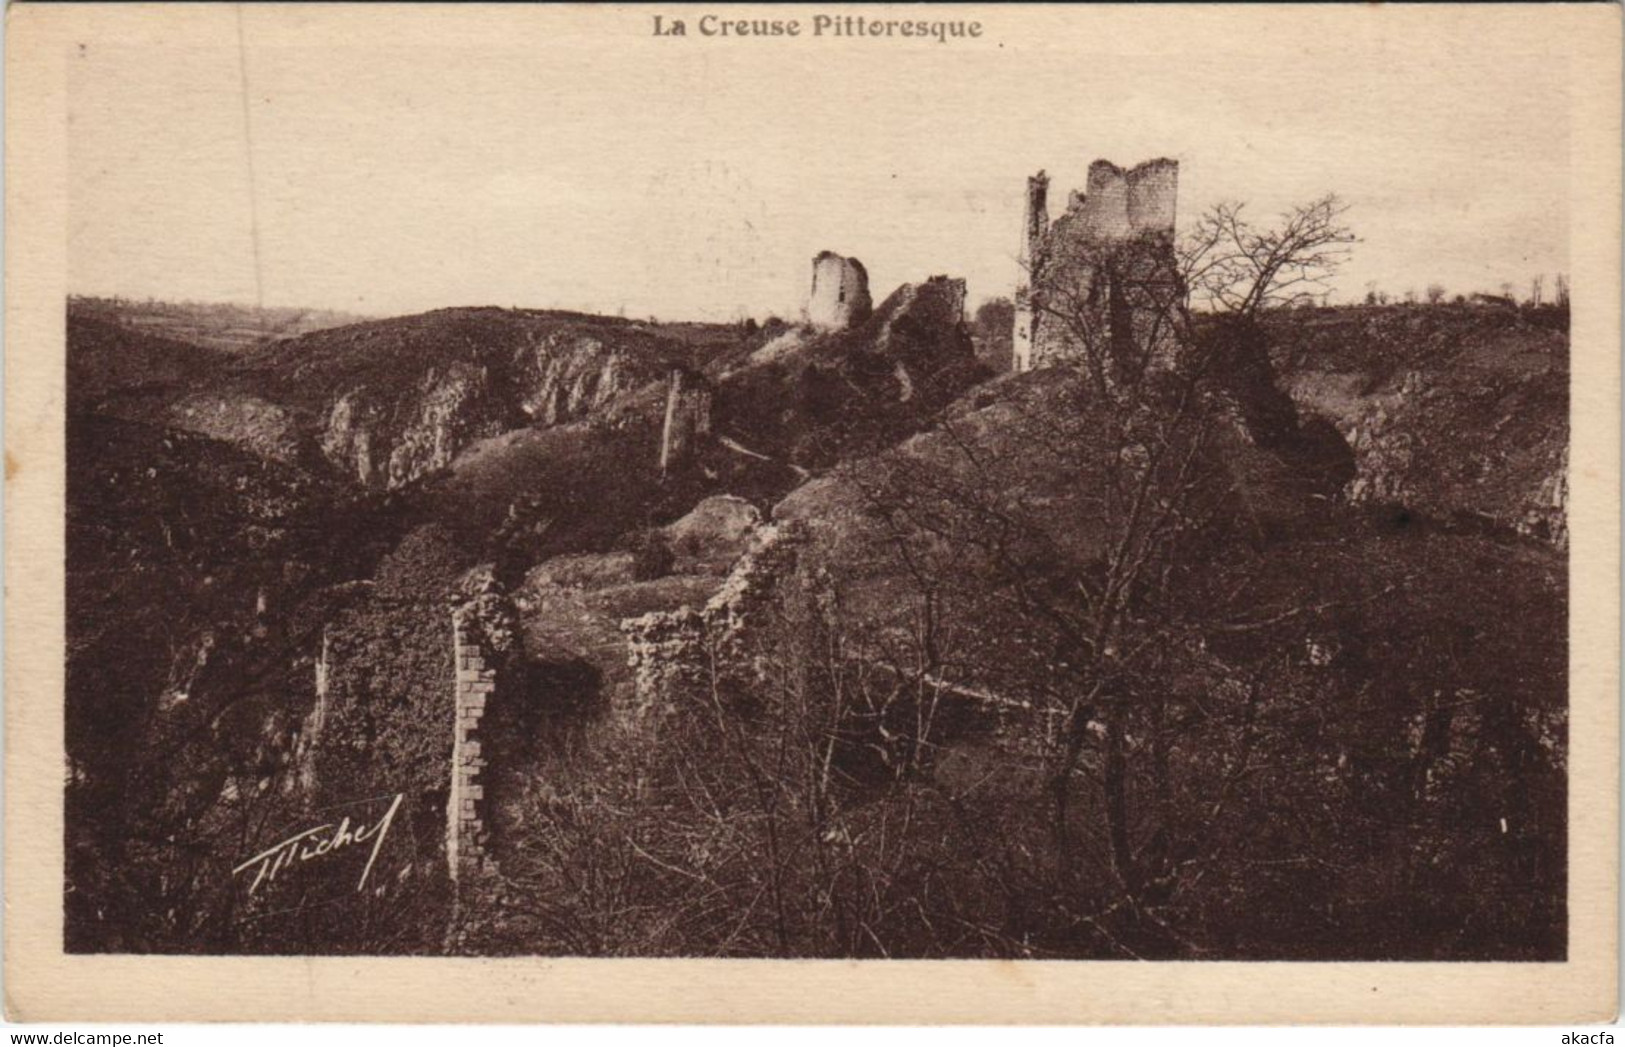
left=447, top=608, right=497, bottom=884
left=1013, top=158, right=1181, bottom=375
left=808, top=251, right=873, bottom=331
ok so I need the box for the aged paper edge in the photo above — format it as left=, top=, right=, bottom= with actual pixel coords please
left=4, top=2, right=1618, bottom=1025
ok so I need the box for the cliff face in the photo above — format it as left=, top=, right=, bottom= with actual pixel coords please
left=68, top=304, right=729, bottom=492
left=249, top=309, right=713, bottom=490
left=1267, top=303, right=1568, bottom=546
left=514, top=331, right=646, bottom=426
left=318, top=359, right=512, bottom=489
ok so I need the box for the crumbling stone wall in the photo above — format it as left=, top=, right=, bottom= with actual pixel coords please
left=441, top=604, right=505, bottom=952
left=447, top=608, right=497, bottom=884
left=660, top=367, right=713, bottom=475
left=1124, top=158, right=1179, bottom=237
left=808, top=251, right=873, bottom=331
left=1067, top=158, right=1179, bottom=243
left=621, top=523, right=802, bottom=716
left=1013, top=158, right=1182, bottom=376
left=445, top=568, right=515, bottom=887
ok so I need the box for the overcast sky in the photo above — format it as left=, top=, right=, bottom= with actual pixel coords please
left=67, top=5, right=1571, bottom=320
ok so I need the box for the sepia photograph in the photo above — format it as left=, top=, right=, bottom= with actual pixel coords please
left=6, top=0, right=1619, bottom=1025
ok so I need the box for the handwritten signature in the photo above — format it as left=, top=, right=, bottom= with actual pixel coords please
left=232, top=793, right=403, bottom=896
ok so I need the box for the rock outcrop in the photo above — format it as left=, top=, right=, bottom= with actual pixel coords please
left=713, top=272, right=985, bottom=473
left=168, top=393, right=302, bottom=466
left=1270, top=305, right=1568, bottom=546
left=662, top=495, right=762, bottom=574
left=321, top=361, right=511, bottom=489
left=869, top=275, right=967, bottom=357
left=1521, top=444, right=1568, bottom=548
left=513, top=331, right=648, bottom=427
left=316, top=340, right=660, bottom=490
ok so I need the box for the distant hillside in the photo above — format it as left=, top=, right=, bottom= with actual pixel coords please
left=239, top=307, right=713, bottom=416
left=67, top=312, right=223, bottom=410
left=69, top=296, right=371, bottom=353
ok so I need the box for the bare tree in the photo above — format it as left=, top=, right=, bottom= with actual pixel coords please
left=1426, top=284, right=1447, bottom=305
left=1529, top=274, right=1545, bottom=307
left=1180, top=194, right=1357, bottom=317
left=849, top=228, right=1346, bottom=954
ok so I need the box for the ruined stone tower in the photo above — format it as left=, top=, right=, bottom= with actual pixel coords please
left=1013, top=158, right=1182, bottom=376
left=807, top=251, right=872, bottom=331
left=659, top=366, right=713, bottom=476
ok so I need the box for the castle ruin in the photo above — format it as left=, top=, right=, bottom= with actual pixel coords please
left=1013, top=158, right=1182, bottom=376
left=807, top=251, right=872, bottom=331
left=447, top=607, right=497, bottom=884
left=659, top=366, right=713, bottom=475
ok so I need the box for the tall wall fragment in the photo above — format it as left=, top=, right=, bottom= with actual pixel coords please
left=1012, top=158, right=1182, bottom=377
left=1013, top=171, right=1050, bottom=373
left=447, top=608, right=496, bottom=884
left=808, top=251, right=873, bottom=331
left=659, top=367, right=714, bottom=475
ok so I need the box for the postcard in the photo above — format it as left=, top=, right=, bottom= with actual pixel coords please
left=5, top=1, right=1618, bottom=1023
